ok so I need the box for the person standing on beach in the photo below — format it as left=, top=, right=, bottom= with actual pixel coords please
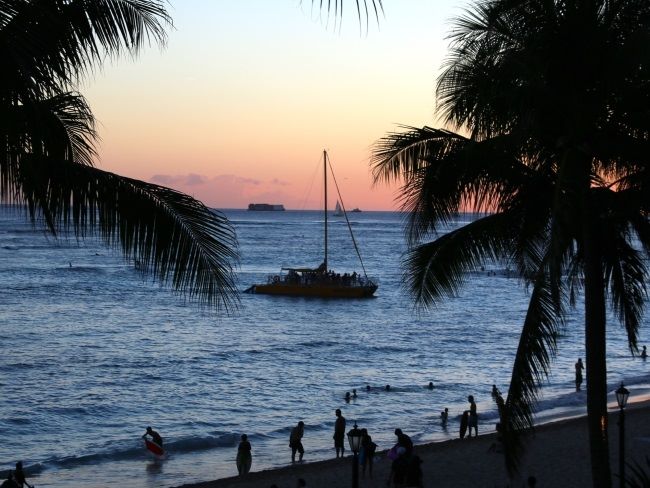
left=290, top=421, right=305, bottom=463
left=388, top=429, right=412, bottom=486
left=394, top=428, right=413, bottom=456
left=236, top=434, right=252, bottom=476
left=440, top=408, right=449, bottom=427
left=575, top=358, right=585, bottom=390
left=360, top=428, right=377, bottom=478
left=467, top=395, right=478, bottom=437
left=11, top=462, right=33, bottom=488
left=333, top=409, right=346, bottom=458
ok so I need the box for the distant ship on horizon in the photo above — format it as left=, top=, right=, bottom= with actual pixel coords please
left=248, top=203, right=285, bottom=211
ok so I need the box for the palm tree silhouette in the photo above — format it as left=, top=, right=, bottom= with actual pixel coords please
left=0, top=1, right=239, bottom=311
left=372, top=1, right=650, bottom=486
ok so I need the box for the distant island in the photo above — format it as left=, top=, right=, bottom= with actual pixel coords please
left=248, top=203, right=285, bottom=211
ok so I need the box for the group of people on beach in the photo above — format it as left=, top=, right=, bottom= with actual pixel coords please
left=237, top=393, right=486, bottom=487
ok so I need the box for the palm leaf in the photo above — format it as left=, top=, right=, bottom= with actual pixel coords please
left=501, top=268, right=567, bottom=474
left=403, top=212, right=518, bottom=308
left=1, top=91, right=97, bottom=167
left=11, top=155, right=239, bottom=312
left=0, top=0, right=171, bottom=95
left=304, top=0, right=383, bottom=33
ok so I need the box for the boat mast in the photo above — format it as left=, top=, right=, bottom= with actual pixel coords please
left=323, top=149, right=328, bottom=272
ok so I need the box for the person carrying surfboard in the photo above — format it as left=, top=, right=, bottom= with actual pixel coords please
left=142, top=427, right=163, bottom=455
left=9, top=462, right=33, bottom=488
left=142, top=426, right=163, bottom=446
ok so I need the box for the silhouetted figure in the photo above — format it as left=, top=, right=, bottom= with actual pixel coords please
left=466, top=395, right=478, bottom=437
left=366, top=384, right=371, bottom=391
left=385, top=384, right=391, bottom=391
left=394, top=428, right=413, bottom=456
left=428, top=381, right=434, bottom=390
left=575, top=358, right=585, bottom=390
left=142, top=426, right=163, bottom=447
left=236, top=433, right=252, bottom=476
left=11, top=462, right=32, bottom=488
left=440, top=408, right=448, bottom=427
left=333, top=409, right=346, bottom=458
left=352, top=388, right=358, bottom=398
left=360, top=428, right=377, bottom=478
left=491, top=384, right=501, bottom=399
left=290, top=421, right=305, bottom=463
left=641, top=346, right=647, bottom=359
left=387, top=430, right=412, bottom=486
left=405, top=455, right=424, bottom=487
left=345, top=391, right=351, bottom=402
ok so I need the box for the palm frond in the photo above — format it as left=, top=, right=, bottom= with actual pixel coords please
left=499, top=204, right=576, bottom=474
left=596, top=189, right=649, bottom=353
left=305, top=0, right=383, bottom=33
left=10, top=155, right=239, bottom=312
left=371, top=125, right=466, bottom=185
left=403, top=212, right=517, bottom=308
left=1, top=0, right=171, bottom=95
left=373, top=126, right=546, bottom=244
left=1, top=91, right=97, bottom=167
left=500, top=269, right=567, bottom=474
left=604, top=236, right=646, bottom=353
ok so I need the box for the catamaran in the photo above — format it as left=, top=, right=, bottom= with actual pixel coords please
left=247, top=150, right=377, bottom=298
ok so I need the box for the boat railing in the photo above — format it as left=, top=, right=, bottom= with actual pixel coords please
left=265, top=271, right=376, bottom=287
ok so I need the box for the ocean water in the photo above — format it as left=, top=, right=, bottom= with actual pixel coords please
left=1, top=208, right=649, bottom=487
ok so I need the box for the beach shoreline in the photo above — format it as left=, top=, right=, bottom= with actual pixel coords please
left=176, top=400, right=650, bottom=488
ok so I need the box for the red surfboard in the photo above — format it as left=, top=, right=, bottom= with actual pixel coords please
left=145, top=439, right=164, bottom=456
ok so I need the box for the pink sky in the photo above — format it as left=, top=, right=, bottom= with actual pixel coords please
left=84, top=1, right=461, bottom=210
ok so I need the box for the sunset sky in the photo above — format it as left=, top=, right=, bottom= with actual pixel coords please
left=84, top=1, right=462, bottom=211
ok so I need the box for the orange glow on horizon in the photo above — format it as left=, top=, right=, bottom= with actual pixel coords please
left=83, top=1, right=459, bottom=211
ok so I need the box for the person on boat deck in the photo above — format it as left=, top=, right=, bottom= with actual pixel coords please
left=142, top=426, right=163, bottom=447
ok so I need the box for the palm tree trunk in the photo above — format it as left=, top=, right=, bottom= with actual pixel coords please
left=583, top=211, right=611, bottom=488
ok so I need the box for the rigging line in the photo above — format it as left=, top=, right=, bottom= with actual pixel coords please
left=326, top=156, right=371, bottom=280
left=299, top=153, right=323, bottom=211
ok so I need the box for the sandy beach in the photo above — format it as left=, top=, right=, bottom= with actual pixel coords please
left=177, top=402, right=650, bottom=488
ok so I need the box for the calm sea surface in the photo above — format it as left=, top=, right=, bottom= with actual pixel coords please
left=1, top=208, right=648, bottom=487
